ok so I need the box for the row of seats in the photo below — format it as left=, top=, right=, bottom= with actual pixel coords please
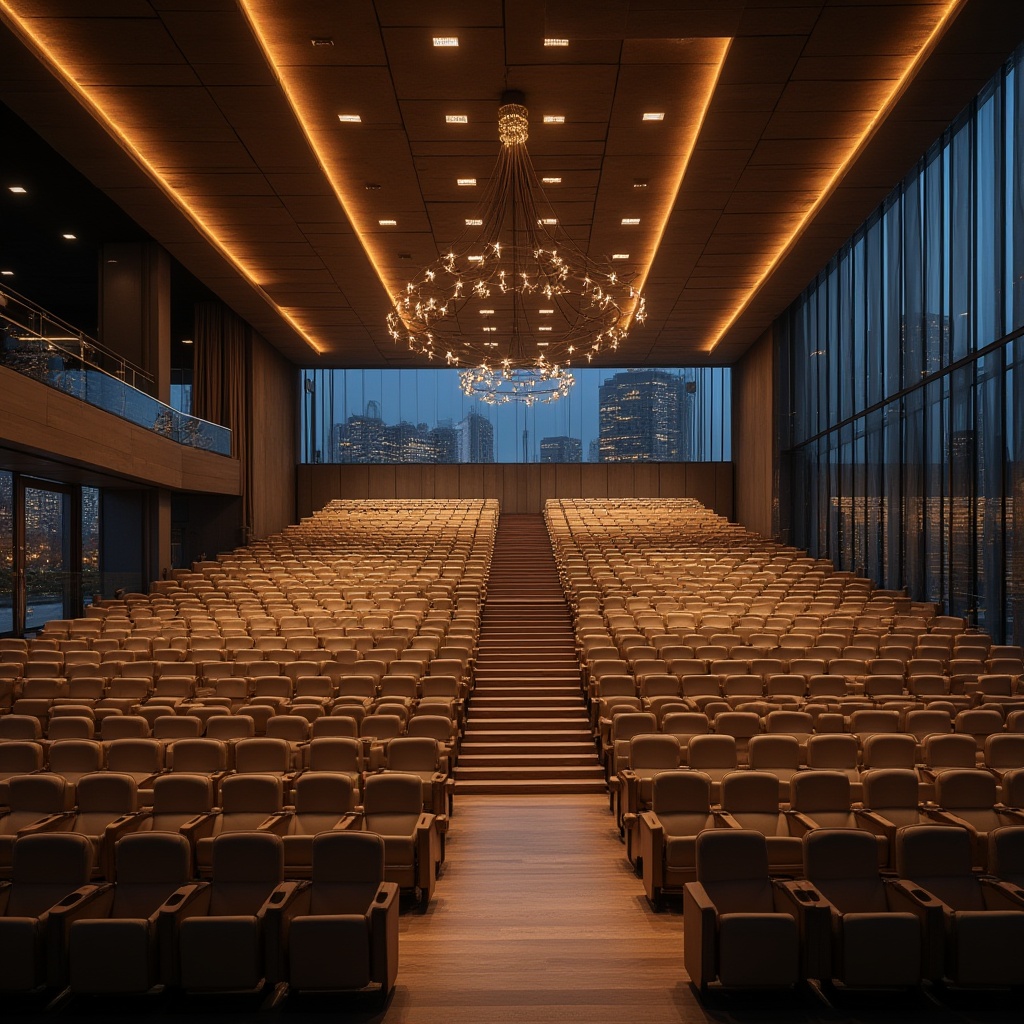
left=0, top=769, right=443, bottom=896
left=0, top=829, right=398, bottom=999
left=684, top=825, right=1024, bottom=992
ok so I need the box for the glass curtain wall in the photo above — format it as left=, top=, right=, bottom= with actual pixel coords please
left=778, top=41, right=1024, bottom=643
left=300, top=366, right=731, bottom=465
left=0, top=472, right=12, bottom=634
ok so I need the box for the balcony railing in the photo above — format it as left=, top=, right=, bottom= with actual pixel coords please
left=0, top=287, right=231, bottom=456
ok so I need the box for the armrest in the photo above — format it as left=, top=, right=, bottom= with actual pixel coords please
left=773, top=879, right=831, bottom=981
left=369, top=882, right=400, bottom=991
left=180, top=810, right=219, bottom=844
left=158, top=882, right=211, bottom=986
left=925, top=808, right=977, bottom=834
left=415, top=813, right=440, bottom=900
left=44, top=882, right=114, bottom=987
left=682, top=882, right=718, bottom=991
left=712, top=810, right=744, bottom=830
left=980, top=876, right=1024, bottom=910
left=617, top=769, right=638, bottom=817
left=638, top=812, right=664, bottom=899
left=16, top=811, right=75, bottom=836
left=883, top=877, right=947, bottom=982
left=257, top=811, right=293, bottom=836
left=329, top=812, right=362, bottom=832
left=783, top=809, right=818, bottom=836
left=100, top=811, right=149, bottom=879
left=263, top=882, right=313, bottom=986
left=853, top=808, right=893, bottom=838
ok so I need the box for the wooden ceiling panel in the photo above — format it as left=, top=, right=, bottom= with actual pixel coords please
left=2, top=0, right=1020, bottom=368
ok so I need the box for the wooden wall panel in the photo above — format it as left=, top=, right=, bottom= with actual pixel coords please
left=0, top=366, right=240, bottom=495
left=296, top=462, right=735, bottom=519
left=733, top=327, right=775, bottom=536
left=248, top=332, right=297, bottom=540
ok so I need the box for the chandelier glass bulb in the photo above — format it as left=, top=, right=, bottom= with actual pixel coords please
left=386, top=94, right=646, bottom=403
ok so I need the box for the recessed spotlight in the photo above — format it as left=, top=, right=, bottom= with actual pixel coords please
left=544, top=38, right=569, bottom=47
left=537, top=218, right=557, bottom=225
left=457, top=178, right=477, bottom=186
left=446, top=115, right=468, bottom=124
left=543, top=115, right=565, bottom=124
left=432, top=36, right=458, bottom=47
left=642, top=112, right=665, bottom=121
left=621, top=218, right=640, bottom=225
left=181, top=338, right=194, bottom=345
left=482, top=326, right=497, bottom=332
left=536, top=341, right=549, bottom=347
left=465, top=218, right=483, bottom=226
left=1, top=270, right=13, bottom=276
left=8, top=186, right=26, bottom=194
left=538, top=326, right=553, bottom=331
left=480, top=309, right=495, bottom=315
left=541, top=177, right=562, bottom=184
left=106, top=259, right=118, bottom=265
left=612, top=253, right=629, bottom=260
left=62, top=233, right=77, bottom=240
left=539, top=309, right=554, bottom=314
left=378, top=219, right=397, bottom=226
left=468, top=255, right=483, bottom=262
left=310, top=37, right=334, bottom=47
left=633, top=179, right=649, bottom=189
left=338, top=114, right=361, bottom=123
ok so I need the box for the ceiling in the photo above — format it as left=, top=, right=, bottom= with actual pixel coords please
left=0, top=0, right=1021, bottom=369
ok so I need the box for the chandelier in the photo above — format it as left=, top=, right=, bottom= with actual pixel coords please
left=386, top=91, right=646, bottom=404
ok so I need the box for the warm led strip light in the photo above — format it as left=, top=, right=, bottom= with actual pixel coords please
left=628, top=37, right=732, bottom=320
left=0, top=1, right=325, bottom=355
left=706, top=0, right=966, bottom=352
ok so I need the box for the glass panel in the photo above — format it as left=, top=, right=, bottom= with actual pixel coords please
left=23, top=486, right=70, bottom=629
left=0, top=472, right=11, bottom=635
left=300, top=367, right=731, bottom=464
left=82, top=487, right=100, bottom=609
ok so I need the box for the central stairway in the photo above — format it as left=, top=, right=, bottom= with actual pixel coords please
left=455, top=513, right=606, bottom=795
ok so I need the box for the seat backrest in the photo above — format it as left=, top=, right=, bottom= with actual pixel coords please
left=805, top=734, right=858, bottom=769
left=407, top=715, right=454, bottom=744
left=265, top=716, right=310, bottom=743
left=0, top=740, right=45, bottom=774
left=0, top=716, right=43, bottom=742
left=294, top=771, right=355, bottom=814
left=720, top=770, right=781, bottom=813
left=695, top=830, right=776, bottom=913
left=9, top=771, right=67, bottom=813
left=152, top=772, right=214, bottom=815
left=219, top=773, right=284, bottom=812
left=988, top=826, right=1024, bottom=885
left=923, top=733, right=977, bottom=770
left=153, top=716, right=203, bottom=740
left=48, top=739, right=104, bottom=773
left=687, top=734, right=738, bottom=769
left=803, top=828, right=889, bottom=913
left=628, top=733, right=680, bottom=771
left=764, top=710, right=814, bottom=736
left=861, top=733, right=916, bottom=769
left=861, top=767, right=920, bottom=811
left=7, top=833, right=95, bottom=917
left=985, top=733, right=1024, bottom=769
left=171, top=738, right=229, bottom=773
left=790, top=770, right=851, bottom=812
left=610, top=712, right=658, bottom=742
left=360, top=714, right=404, bottom=741
left=106, top=738, right=164, bottom=772
left=747, top=734, right=800, bottom=769
left=206, top=715, right=255, bottom=741
left=387, top=736, right=439, bottom=772
left=895, top=824, right=986, bottom=910
left=934, top=768, right=998, bottom=811
left=363, top=772, right=423, bottom=816
left=208, top=832, right=284, bottom=914
left=112, top=832, right=193, bottom=917
left=651, top=769, right=711, bottom=815
left=75, top=771, right=138, bottom=812
left=309, top=831, right=385, bottom=914
left=234, top=737, right=291, bottom=773
left=307, top=736, right=361, bottom=773
left=100, top=716, right=151, bottom=741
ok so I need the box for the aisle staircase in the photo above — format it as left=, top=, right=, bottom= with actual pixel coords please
left=455, top=514, right=605, bottom=795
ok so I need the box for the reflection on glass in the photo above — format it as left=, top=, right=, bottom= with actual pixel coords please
left=23, top=486, right=70, bottom=628
left=82, top=487, right=100, bottom=608
left=300, top=367, right=731, bottom=464
left=0, top=472, right=11, bottom=635
left=778, top=42, right=1024, bottom=645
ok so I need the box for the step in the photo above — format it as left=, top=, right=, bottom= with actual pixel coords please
left=460, top=741, right=597, bottom=756
left=453, top=778, right=609, bottom=795
left=471, top=705, right=584, bottom=720
left=457, top=752, right=600, bottom=767
left=455, top=765, right=606, bottom=781
left=462, top=728, right=593, bottom=744
left=468, top=686, right=581, bottom=698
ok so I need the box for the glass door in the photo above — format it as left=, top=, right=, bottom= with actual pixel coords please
left=16, top=479, right=78, bottom=633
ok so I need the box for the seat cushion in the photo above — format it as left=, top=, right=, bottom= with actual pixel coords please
left=179, top=916, right=262, bottom=991
left=717, top=913, right=799, bottom=987
left=289, top=915, right=370, bottom=990
left=0, top=918, right=44, bottom=991
left=69, top=918, right=154, bottom=993
left=839, top=912, right=920, bottom=987
left=953, top=911, right=1024, bottom=985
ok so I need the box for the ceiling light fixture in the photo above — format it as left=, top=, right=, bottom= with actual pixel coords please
left=457, top=178, right=477, bottom=186
left=181, top=338, right=194, bottom=345
left=1, top=270, right=13, bottom=276
left=8, top=186, right=26, bottom=193
left=465, top=218, right=483, bottom=226
left=62, top=233, right=76, bottom=240
left=432, top=36, right=458, bottom=47
left=446, top=115, right=468, bottom=124
left=621, top=218, right=640, bottom=225
left=543, top=38, right=569, bottom=47
left=386, top=91, right=645, bottom=406
left=310, top=37, right=333, bottom=47
left=378, top=219, right=397, bottom=226
left=542, top=115, right=565, bottom=124
left=337, top=114, right=361, bottom=122
left=541, top=177, right=562, bottom=184
left=642, top=112, right=665, bottom=121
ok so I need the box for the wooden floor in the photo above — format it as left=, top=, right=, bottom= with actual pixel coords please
left=16, top=794, right=1024, bottom=1022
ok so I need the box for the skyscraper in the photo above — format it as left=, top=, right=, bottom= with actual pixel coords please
left=598, top=370, right=692, bottom=462
left=456, top=412, right=495, bottom=463
left=540, top=436, right=582, bottom=463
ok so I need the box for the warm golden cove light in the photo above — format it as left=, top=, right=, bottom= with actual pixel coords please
left=386, top=94, right=646, bottom=406
left=707, top=0, right=966, bottom=351
left=0, top=0, right=326, bottom=355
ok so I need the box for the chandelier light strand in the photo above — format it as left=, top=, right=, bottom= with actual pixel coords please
left=386, top=94, right=646, bottom=404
